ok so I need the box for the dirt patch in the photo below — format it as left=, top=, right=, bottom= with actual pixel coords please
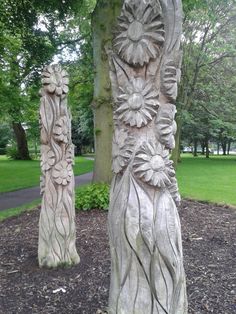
left=0, top=200, right=235, bottom=314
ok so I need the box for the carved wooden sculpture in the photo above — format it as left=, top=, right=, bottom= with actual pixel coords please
left=108, top=0, right=187, bottom=313
left=38, top=65, right=80, bottom=268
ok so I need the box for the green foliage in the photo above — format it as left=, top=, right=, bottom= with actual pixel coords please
left=6, top=143, right=21, bottom=160
left=75, top=183, right=110, bottom=211
left=0, top=124, right=12, bottom=154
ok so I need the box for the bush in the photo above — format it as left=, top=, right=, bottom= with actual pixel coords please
left=6, top=144, right=21, bottom=160
left=75, top=183, right=110, bottom=211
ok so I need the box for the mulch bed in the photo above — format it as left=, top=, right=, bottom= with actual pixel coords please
left=0, top=200, right=235, bottom=314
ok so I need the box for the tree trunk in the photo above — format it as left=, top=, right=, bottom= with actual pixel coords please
left=38, top=65, right=79, bottom=268
left=227, top=139, right=231, bottom=155
left=205, top=136, right=210, bottom=158
left=108, top=0, right=187, bottom=312
left=201, top=142, right=205, bottom=155
left=92, top=0, right=123, bottom=183
left=193, top=138, right=198, bottom=157
left=221, top=139, right=227, bottom=155
left=217, top=141, right=220, bottom=155
left=171, top=115, right=182, bottom=168
left=12, top=122, right=30, bottom=160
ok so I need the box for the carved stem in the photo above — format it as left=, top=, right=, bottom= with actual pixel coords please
left=108, top=0, right=187, bottom=313
left=38, top=64, right=80, bottom=268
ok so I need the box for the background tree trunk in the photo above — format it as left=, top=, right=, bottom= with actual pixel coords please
left=205, top=136, right=210, bottom=158
left=92, top=0, right=122, bottom=183
left=221, top=139, right=227, bottom=155
left=12, top=122, right=30, bottom=160
left=193, top=138, right=198, bottom=156
left=171, top=115, right=182, bottom=168
left=227, top=139, right=231, bottom=155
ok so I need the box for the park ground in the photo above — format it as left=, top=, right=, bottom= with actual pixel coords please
left=0, top=199, right=235, bottom=313
left=0, top=154, right=236, bottom=313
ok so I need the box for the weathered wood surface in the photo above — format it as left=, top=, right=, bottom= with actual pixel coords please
left=108, top=0, right=187, bottom=313
left=38, top=65, right=80, bottom=268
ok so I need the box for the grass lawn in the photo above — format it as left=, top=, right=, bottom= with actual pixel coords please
left=0, top=199, right=40, bottom=222
left=176, top=154, right=236, bottom=206
left=0, top=156, right=94, bottom=193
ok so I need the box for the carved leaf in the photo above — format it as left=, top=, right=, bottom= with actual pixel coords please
left=156, top=103, right=177, bottom=150
left=161, top=60, right=178, bottom=101
left=112, top=129, right=135, bottom=174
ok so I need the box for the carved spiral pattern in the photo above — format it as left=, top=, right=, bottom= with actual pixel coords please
left=38, top=64, right=80, bottom=268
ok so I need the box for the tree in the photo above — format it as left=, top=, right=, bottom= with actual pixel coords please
left=0, top=0, right=88, bottom=159
left=172, top=0, right=236, bottom=166
left=92, top=0, right=123, bottom=183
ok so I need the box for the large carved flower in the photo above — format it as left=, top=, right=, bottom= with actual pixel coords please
left=133, top=142, right=174, bottom=188
left=116, top=78, right=159, bottom=128
left=156, top=103, right=177, bottom=150
left=42, top=65, right=69, bottom=96
left=114, top=0, right=165, bottom=66
left=40, top=146, right=55, bottom=171
left=53, top=116, right=68, bottom=143
left=112, top=129, right=135, bottom=174
left=52, top=161, right=73, bottom=185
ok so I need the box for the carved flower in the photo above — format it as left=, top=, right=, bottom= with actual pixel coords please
left=133, top=142, right=174, bottom=188
left=52, top=161, right=73, bottom=185
left=112, top=129, right=135, bottom=174
left=40, top=146, right=55, bottom=171
left=116, top=78, right=159, bottom=128
left=53, top=116, right=68, bottom=143
left=114, top=0, right=165, bottom=66
left=161, top=60, right=178, bottom=101
left=42, top=65, right=69, bottom=96
left=156, top=103, right=177, bottom=150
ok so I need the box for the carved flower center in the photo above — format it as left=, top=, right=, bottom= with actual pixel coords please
left=128, top=21, right=143, bottom=42
left=60, top=169, right=68, bottom=179
left=150, top=155, right=165, bottom=171
left=128, top=93, right=143, bottom=110
left=51, top=72, right=63, bottom=86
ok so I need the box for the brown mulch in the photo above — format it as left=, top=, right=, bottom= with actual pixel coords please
left=0, top=200, right=235, bottom=314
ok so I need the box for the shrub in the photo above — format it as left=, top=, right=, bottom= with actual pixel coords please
left=6, top=144, right=21, bottom=160
left=75, top=183, right=110, bottom=211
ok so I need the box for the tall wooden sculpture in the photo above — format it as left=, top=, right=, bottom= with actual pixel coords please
left=108, top=0, right=187, bottom=313
left=38, top=65, right=80, bottom=268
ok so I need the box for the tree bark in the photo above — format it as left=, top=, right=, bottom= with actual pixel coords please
left=201, top=142, right=205, bottom=155
left=205, top=136, right=210, bottom=158
left=12, top=122, right=30, bottom=160
left=221, top=139, right=227, bottom=155
left=171, top=115, right=182, bottom=168
left=193, top=138, right=198, bottom=156
left=92, top=0, right=123, bottom=183
left=227, top=139, right=231, bottom=155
